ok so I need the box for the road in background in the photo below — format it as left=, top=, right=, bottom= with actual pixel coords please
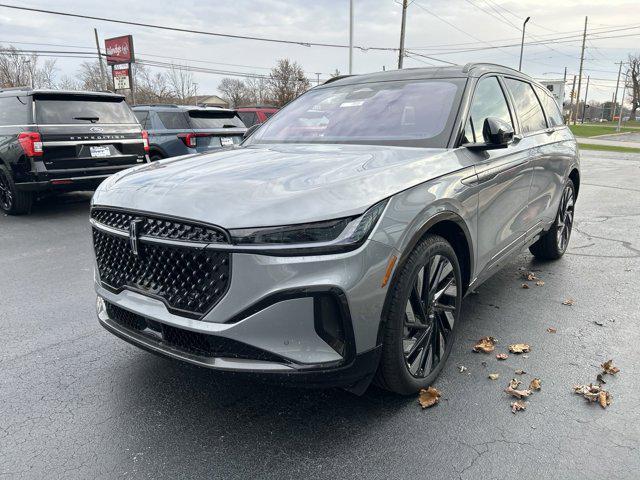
left=1, top=150, right=639, bottom=479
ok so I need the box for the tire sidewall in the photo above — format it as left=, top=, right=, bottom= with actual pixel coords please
left=0, top=165, right=15, bottom=213
left=384, top=236, right=462, bottom=393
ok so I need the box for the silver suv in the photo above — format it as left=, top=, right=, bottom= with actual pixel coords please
left=90, top=63, right=579, bottom=395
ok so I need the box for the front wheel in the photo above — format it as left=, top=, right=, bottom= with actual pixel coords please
left=529, top=179, right=575, bottom=260
left=376, top=235, right=462, bottom=395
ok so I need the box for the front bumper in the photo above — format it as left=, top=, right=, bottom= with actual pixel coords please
left=95, top=238, right=395, bottom=387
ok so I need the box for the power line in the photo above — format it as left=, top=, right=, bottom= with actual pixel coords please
left=0, top=3, right=398, bottom=52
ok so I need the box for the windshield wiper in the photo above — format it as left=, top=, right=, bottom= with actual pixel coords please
left=74, top=116, right=100, bottom=123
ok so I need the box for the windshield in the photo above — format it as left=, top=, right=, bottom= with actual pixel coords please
left=188, top=110, right=245, bottom=129
left=247, top=79, right=464, bottom=148
left=35, top=96, right=138, bottom=124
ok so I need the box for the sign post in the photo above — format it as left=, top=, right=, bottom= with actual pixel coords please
left=105, top=35, right=136, bottom=104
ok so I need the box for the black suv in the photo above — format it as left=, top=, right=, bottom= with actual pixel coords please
left=0, top=88, right=148, bottom=215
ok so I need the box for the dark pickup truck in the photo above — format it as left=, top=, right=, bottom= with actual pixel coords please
left=0, top=88, right=148, bottom=215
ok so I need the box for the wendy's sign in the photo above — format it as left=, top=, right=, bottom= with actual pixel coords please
left=105, top=35, right=134, bottom=65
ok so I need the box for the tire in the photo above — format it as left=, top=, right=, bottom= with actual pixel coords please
left=529, top=179, right=576, bottom=260
left=149, top=153, right=164, bottom=162
left=376, top=234, right=463, bottom=395
left=0, top=164, right=33, bottom=215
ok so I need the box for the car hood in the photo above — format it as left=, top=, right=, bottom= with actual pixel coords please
left=93, top=143, right=464, bottom=228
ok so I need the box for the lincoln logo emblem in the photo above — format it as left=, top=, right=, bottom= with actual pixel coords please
left=129, top=218, right=144, bottom=256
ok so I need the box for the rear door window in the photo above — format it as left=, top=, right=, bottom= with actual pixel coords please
left=534, top=85, right=564, bottom=127
left=503, top=78, right=547, bottom=133
left=188, top=110, right=245, bottom=129
left=34, top=96, right=137, bottom=124
left=156, top=112, right=189, bottom=130
left=0, top=96, right=29, bottom=124
left=466, top=77, right=513, bottom=143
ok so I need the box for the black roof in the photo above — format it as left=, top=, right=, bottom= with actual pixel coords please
left=322, top=63, right=535, bottom=87
left=0, top=87, right=125, bottom=99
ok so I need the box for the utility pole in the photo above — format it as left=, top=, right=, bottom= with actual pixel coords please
left=573, top=16, right=588, bottom=125
left=612, top=61, right=623, bottom=121
left=315, top=72, right=321, bottom=85
left=348, top=0, right=354, bottom=74
left=398, top=0, right=408, bottom=69
left=518, top=16, right=530, bottom=71
left=617, top=69, right=628, bottom=132
left=567, top=75, right=576, bottom=124
left=94, top=28, right=107, bottom=91
left=563, top=66, right=567, bottom=83
left=581, top=75, right=590, bottom=123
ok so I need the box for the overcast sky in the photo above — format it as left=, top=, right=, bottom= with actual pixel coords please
left=1, top=0, right=639, bottom=102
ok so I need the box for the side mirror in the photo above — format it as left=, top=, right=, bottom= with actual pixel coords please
left=464, top=117, right=514, bottom=151
left=243, top=123, right=262, bottom=140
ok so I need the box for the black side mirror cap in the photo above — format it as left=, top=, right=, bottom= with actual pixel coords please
left=463, top=117, right=515, bottom=151
left=243, top=123, right=262, bottom=140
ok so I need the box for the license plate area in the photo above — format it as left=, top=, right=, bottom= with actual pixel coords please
left=89, top=145, right=112, bottom=157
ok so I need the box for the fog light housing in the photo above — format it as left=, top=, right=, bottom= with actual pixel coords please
left=314, top=294, right=347, bottom=357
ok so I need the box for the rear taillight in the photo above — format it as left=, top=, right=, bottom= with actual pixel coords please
left=18, top=132, right=43, bottom=157
left=178, top=133, right=197, bottom=148
left=141, top=130, right=150, bottom=153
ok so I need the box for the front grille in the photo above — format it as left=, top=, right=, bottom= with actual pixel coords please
left=106, top=302, right=285, bottom=362
left=91, top=208, right=228, bottom=244
left=93, top=228, right=230, bottom=318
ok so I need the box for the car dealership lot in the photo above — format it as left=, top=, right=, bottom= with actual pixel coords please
left=1, top=150, right=639, bottom=479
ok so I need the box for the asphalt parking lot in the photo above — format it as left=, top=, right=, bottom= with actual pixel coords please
left=1, top=149, right=639, bottom=480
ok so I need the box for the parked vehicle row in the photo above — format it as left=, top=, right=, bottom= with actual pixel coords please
left=90, top=63, right=579, bottom=395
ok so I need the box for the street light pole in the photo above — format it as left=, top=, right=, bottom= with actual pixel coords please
left=518, top=16, right=530, bottom=72
left=398, top=0, right=408, bottom=69
left=348, top=0, right=354, bottom=74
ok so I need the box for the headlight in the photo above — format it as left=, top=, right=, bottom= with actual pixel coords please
left=229, top=199, right=388, bottom=253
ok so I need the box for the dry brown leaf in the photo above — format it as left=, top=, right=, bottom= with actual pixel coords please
left=521, top=283, right=530, bottom=289
left=562, top=298, right=575, bottom=306
left=418, top=387, right=441, bottom=409
left=509, top=343, right=531, bottom=354
left=598, top=390, right=612, bottom=409
left=508, top=378, right=522, bottom=389
left=511, top=400, right=527, bottom=413
left=473, top=336, right=497, bottom=353
left=529, top=378, right=541, bottom=391
left=601, top=359, right=620, bottom=375
left=488, top=373, right=500, bottom=380
left=505, top=385, right=532, bottom=399
left=522, top=272, right=539, bottom=281
left=458, top=365, right=467, bottom=373
left=536, top=280, right=545, bottom=287
left=546, top=327, right=557, bottom=333
left=515, top=369, right=527, bottom=375
left=496, top=353, right=509, bottom=360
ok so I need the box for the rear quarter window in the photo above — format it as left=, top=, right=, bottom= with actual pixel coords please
left=0, top=96, right=29, bottom=124
left=157, top=112, right=189, bottom=130
left=35, top=96, right=137, bottom=124
left=534, top=85, right=564, bottom=127
left=134, top=111, right=150, bottom=129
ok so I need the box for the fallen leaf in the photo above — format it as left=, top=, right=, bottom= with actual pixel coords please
left=473, top=336, right=497, bottom=353
left=536, top=280, right=545, bottom=287
left=601, top=359, right=620, bottom=375
left=488, top=373, right=500, bottom=380
left=458, top=365, right=467, bottom=373
left=546, top=327, right=557, bottom=333
left=508, top=378, right=522, bottom=389
left=418, top=387, right=441, bottom=409
left=511, top=400, right=527, bottom=413
left=505, top=386, right=532, bottom=399
left=529, top=378, right=541, bottom=391
left=496, top=353, right=509, bottom=360
left=522, top=272, right=539, bottom=281
left=515, top=369, right=527, bottom=375
left=562, top=298, right=575, bottom=306
left=598, top=390, right=612, bottom=409
left=521, top=283, right=530, bottom=289
left=509, top=343, right=531, bottom=354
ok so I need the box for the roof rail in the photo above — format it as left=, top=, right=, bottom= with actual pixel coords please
left=322, top=75, right=354, bottom=85
left=133, top=103, right=181, bottom=108
left=462, top=62, right=523, bottom=74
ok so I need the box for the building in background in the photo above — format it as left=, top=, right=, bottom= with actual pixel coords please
left=195, top=95, right=229, bottom=108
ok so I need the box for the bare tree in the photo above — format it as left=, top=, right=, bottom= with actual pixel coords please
left=244, top=76, right=271, bottom=105
left=167, top=64, right=197, bottom=104
left=78, top=60, right=111, bottom=91
left=627, top=54, right=640, bottom=121
left=267, top=59, right=311, bottom=107
left=0, top=45, right=57, bottom=88
left=132, top=63, right=174, bottom=104
left=218, top=78, right=250, bottom=107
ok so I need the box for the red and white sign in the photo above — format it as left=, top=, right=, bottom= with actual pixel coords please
left=112, top=67, right=131, bottom=90
left=105, top=35, right=134, bottom=65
